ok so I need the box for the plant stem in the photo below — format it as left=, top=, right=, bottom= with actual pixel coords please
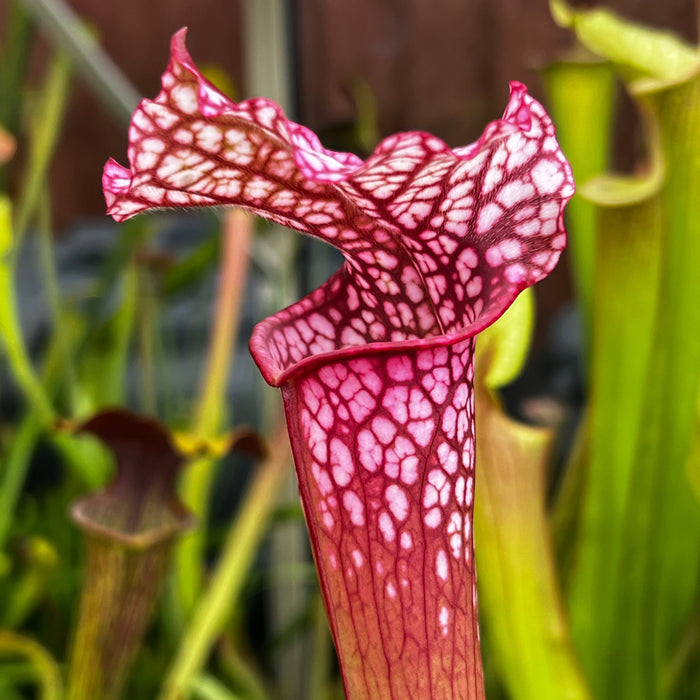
left=218, top=634, right=270, bottom=700
left=12, top=50, right=70, bottom=246
left=160, top=423, right=291, bottom=700
left=0, top=202, right=55, bottom=423
left=0, top=415, right=42, bottom=550
left=136, top=264, right=158, bottom=415
left=176, top=210, right=252, bottom=617
left=193, top=210, right=252, bottom=437
left=15, top=0, right=139, bottom=126
left=37, top=195, right=81, bottom=415
left=188, top=674, right=243, bottom=700
left=309, top=594, right=333, bottom=700
left=0, top=1, right=34, bottom=174
left=0, top=630, right=63, bottom=700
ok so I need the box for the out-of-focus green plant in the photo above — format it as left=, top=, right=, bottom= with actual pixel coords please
left=65, top=409, right=196, bottom=700
left=474, top=291, right=592, bottom=700
left=536, top=3, right=700, bottom=700
left=541, top=50, right=615, bottom=350
left=0, top=3, right=293, bottom=698
left=470, top=5, right=700, bottom=700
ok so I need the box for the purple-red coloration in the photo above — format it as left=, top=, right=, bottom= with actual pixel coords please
left=103, top=28, right=573, bottom=699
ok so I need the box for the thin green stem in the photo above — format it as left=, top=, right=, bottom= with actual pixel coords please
left=192, top=210, right=252, bottom=437
left=160, top=424, right=290, bottom=700
left=0, top=201, right=55, bottom=423
left=136, top=265, right=158, bottom=415
left=15, top=0, right=139, bottom=126
left=0, top=50, right=70, bottom=423
left=309, top=594, right=333, bottom=700
left=0, top=1, right=34, bottom=187
left=36, top=195, right=82, bottom=415
left=218, top=635, right=270, bottom=700
left=0, top=414, right=42, bottom=551
left=0, top=630, right=63, bottom=700
left=175, top=210, right=253, bottom=617
left=12, top=50, right=71, bottom=245
left=2, top=536, right=58, bottom=628
left=188, top=674, right=243, bottom=700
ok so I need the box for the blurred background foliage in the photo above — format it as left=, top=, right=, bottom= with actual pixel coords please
left=0, top=0, right=699, bottom=699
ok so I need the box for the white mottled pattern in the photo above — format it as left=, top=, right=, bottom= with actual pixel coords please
left=103, top=30, right=573, bottom=390
left=284, top=340, right=479, bottom=697
left=102, top=28, right=574, bottom=700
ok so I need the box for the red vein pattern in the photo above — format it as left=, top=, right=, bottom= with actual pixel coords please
left=103, top=28, right=573, bottom=700
left=283, top=341, right=481, bottom=698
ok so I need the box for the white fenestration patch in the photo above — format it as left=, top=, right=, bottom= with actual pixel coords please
left=172, top=84, right=198, bottom=114
left=351, top=549, right=364, bottom=569
left=385, top=484, right=409, bottom=522
left=424, top=507, right=442, bottom=529
left=477, top=202, right=503, bottom=234
left=151, top=106, right=179, bottom=129
left=342, top=490, right=365, bottom=526
left=497, top=179, right=534, bottom=207
left=379, top=511, right=396, bottom=542
left=436, top=549, right=449, bottom=582
left=531, top=158, right=565, bottom=195
left=400, top=454, right=419, bottom=485
left=330, top=438, right=354, bottom=486
left=439, top=605, right=450, bottom=636
left=372, top=416, right=398, bottom=445
left=357, top=429, right=383, bottom=473
left=244, top=176, right=275, bottom=200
